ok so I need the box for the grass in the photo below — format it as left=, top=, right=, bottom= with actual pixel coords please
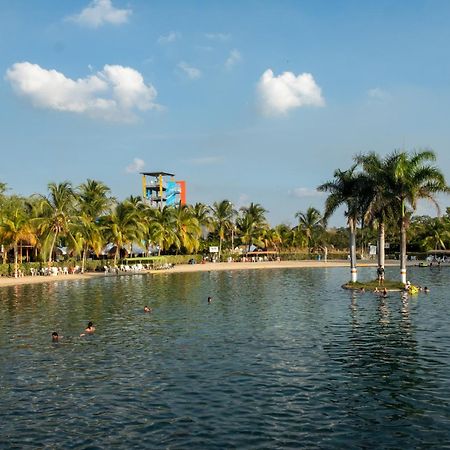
left=342, top=279, right=405, bottom=291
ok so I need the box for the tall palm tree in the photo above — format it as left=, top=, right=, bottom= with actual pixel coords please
left=318, top=166, right=366, bottom=282
left=34, top=182, right=76, bottom=265
left=355, top=152, right=396, bottom=271
left=211, top=200, right=235, bottom=260
left=384, top=150, right=448, bottom=283
left=75, top=179, right=112, bottom=271
left=295, top=207, right=324, bottom=252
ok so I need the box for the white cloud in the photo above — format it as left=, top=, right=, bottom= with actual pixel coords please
left=368, top=87, right=390, bottom=102
left=157, top=31, right=181, bottom=44
left=5, top=62, right=160, bottom=122
left=225, top=49, right=242, bottom=70
left=68, top=0, right=131, bottom=28
left=289, top=187, right=324, bottom=198
left=257, top=69, right=325, bottom=116
left=205, top=32, right=231, bottom=42
left=126, top=158, right=145, bottom=173
left=177, top=61, right=202, bottom=80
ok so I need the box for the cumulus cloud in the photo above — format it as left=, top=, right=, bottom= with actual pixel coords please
left=68, top=0, right=131, bottom=28
left=225, top=49, right=242, bottom=70
left=157, top=31, right=181, bottom=44
left=5, top=62, right=160, bottom=122
left=177, top=61, right=201, bottom=80
left=257, top=69, right=325, bottom=116
left=126, top=158, right=145, bottom=173
left=289, top=187, right=324, bottom=198
left=205, top=32, right=231, bottom=42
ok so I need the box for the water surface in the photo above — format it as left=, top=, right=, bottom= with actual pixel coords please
left=0, top=266, right=449, bottom=448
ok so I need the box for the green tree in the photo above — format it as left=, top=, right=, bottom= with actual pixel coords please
left=211, top=200, right=235, bottom=260
left=34, top=182, right=76, bottom=265
left=0, top=200, right=36, bottom=277
left=318, top=166, right=365, bottom=282
left=384, top=150, right=448, bottom=283
left=104, top=200, right=145, bottom=265
left=295, top=207, right=324, bottom=252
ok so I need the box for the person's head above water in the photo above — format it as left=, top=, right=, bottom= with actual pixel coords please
left=52, top=332, right=59, bottom=342
left=87, top=321, right=93, bottom=328
left=207, top=296, right=212, bottom=303
left=144, top=306, right=151, bottom=312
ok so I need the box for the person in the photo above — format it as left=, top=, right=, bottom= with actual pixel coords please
left=424, top=286, right=430, bottom=293
left=374, top=287, right=380, bottom=293
left=207, top=296, right=212, bottom=304
left=377, top=266, right=385, bottom=285
left=360, top=287, right=365, bottom=293
left=80, top=321, right=95, bottom=336
left=144, top=305, right=152, bottom=313
left=405, top=280, right=411, bottom=291
left=52, top=332, right=60, bottom=342
left=382, top=287, right=388, bottom=298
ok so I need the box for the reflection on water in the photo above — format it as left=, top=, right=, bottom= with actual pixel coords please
left=0, top=267, right=450, bottom=448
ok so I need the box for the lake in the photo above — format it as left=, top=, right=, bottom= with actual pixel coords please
left=0, top=266, right=449, bottom=448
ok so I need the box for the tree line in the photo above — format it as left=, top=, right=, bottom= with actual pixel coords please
left=0, top=149, right=448, bottom=282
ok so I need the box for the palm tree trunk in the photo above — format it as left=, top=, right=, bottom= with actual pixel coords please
left=81, top=246, right=87, bottom=273
left=14, top=243, right=18, bottom=278
left=378, top=221, right=385, bottom=269
left=114, top=245, right=119, bottom=266
left=218, top=236, right=223, bottom=261
left=48, top=232, right=58, bottom=267
left=349, top=217, right=357, bottom=282
left=400, top=216, right=407, bottom=285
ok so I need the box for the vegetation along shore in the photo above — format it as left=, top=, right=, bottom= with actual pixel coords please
left=1, top=150, right=448, bottom=288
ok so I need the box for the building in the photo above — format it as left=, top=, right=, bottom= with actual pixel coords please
left=140, top=171, right=186, bottom=209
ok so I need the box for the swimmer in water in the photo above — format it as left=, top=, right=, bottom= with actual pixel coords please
left=80, top=321, right=95, bottom=336
left=207, top=296, right=212, bottom=304
left=382, top=288, right=388, bottom=298
left=424, top=286, right=430, bottom=293
left=144, top=305, right=152, bottom=313
left=52, top=331, right=59, bottom=342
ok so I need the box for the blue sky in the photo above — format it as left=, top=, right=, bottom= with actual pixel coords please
left=1, top=0, right=449, bottom=225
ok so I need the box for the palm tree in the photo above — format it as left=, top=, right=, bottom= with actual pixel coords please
left=173, top=205, right=201, bottom=254
left=34, top=182, right=76, bottom=266
left=355, top=152, right=396, bottom=271
left=75, top=180, right=112, bottom=272
left=0, top=201, right=36, bottom=277
left=384, top=150, right=448, bottom=283
left=104, top=200, right=145, bottom=265
left=147, top=206, right=179, bottom=256
left=295, top=207, right=324, bottom=252
left=211, top=200, right=235, bottom=260
left=421, top=218, right=450, bottom=251
left=237, top=202, right=268, bottom=252
left=318, top=166, right=366, bottom=282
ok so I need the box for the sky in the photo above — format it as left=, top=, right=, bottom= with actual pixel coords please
left=1, top=0, right=449, bottom=226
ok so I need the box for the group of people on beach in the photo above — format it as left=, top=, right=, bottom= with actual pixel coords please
left=51, top=296, right=214, bottom=341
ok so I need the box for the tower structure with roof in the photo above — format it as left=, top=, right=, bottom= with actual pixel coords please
left=140, top=171, right=186, bottom=209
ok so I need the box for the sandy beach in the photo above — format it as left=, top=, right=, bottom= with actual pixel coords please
left=0, top=259, right=398, bottom=289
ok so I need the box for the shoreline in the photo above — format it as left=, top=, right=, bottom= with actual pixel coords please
left=0, top=259, right=412, bottom=289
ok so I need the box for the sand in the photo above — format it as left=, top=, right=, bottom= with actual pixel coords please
left=0, top=259, right=397, bottom=289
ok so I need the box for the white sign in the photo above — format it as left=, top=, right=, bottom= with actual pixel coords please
left=209, top=246, right=219, bottom=253
left=369, top=245, right=377, bottom=255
